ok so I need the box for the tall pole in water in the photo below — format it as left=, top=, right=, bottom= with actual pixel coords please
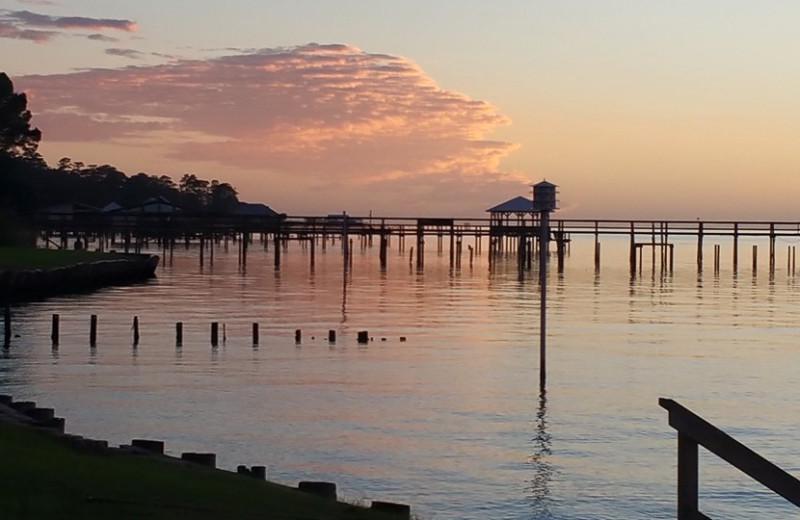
left=539, top=209, right=549, bottom=391
left=342, top=211, right=349, bottom=272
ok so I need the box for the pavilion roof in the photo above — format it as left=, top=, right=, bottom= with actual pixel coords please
left=486, top=196, right=534, bottom=213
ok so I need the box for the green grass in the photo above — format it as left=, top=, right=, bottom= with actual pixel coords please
left=0, top=419, right=405, bottom=520
left=0, top=247, right=130, bottom=270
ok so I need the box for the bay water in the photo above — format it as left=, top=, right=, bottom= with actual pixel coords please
left=3, top=234, right=800, bottom=519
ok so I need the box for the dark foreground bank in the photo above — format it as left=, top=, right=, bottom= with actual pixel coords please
left=0, top=248, right=159, bottom=302
left=0, top=395, right=412, bottom=520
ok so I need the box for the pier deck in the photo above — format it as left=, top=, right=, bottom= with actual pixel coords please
left=32, top=212, right=800, bottom=275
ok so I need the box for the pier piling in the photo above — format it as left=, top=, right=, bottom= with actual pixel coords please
left=697, top=222, right=704, bottom=272
left=51, top=314, right=59, bottom=347
left=176, top=322, right=183, bottom=347
left=211, top=322, right=219, bottom=347
left=733, top=223, right=739, bottom=273
left=3, top=305, right=10, bottom=347
left=132, top=316, right=140, bottom=346
left=89, top=314, right=97, bottom=347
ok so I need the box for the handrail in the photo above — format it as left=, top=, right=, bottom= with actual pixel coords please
left=659, top=398, right=800, bottom=519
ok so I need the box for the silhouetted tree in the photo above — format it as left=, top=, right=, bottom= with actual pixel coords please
left=123, top=173, right=180, bottom=207
left=0, top=72, right=41, bottom=160
left=178, top=173, right=210, bottom=210
left=208, top=180, right=239, bottom=213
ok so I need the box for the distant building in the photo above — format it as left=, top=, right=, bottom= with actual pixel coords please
left=486, top=180, right=558, bottom=228
left=120, top=197, right=181, bottom=214
left=486, top=196, right=535, bottom=228
left=233, top=202, right=281, bottom=217
left=43, top=202, right=99, bottom=222
left=101, top=202, right=123, bottom=213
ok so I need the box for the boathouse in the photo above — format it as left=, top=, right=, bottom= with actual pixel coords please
left=486, top=180, right=558, bottom=232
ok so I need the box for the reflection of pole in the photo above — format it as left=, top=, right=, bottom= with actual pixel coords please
left=342, top=211, right=349, bottom=272
left=342, top=212, right=349, bottom=322
left=539, top=210, right=549, bottom=390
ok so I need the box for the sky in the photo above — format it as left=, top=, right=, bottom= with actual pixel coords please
left=3, top=1, right=800, bottom=219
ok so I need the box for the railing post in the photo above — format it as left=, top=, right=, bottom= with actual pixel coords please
left=677, top=432, right=699, bottom=520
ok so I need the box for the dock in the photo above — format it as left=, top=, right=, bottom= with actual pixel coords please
left=32, top=212, right=800, bottom=276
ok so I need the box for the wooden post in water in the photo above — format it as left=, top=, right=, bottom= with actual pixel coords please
left=769, top=223, right=776, bottom=275
left=594, top=221, right=600, bottom=272
left=660, top=222, right=666, bottom=274
left=90, top=314, right=97, bottom=347
left=51, top=314, right=59, bottom=347
left=274, top=234, right=281, bottom=269
left=752, top=245, right=758, bottom=274
left=416, top=223, right=424, bottom=270
left=349, top=239, right=354, bottom=269
left=555, top=221, right=565, bottom=274
left=176, top=322, right=183, bottom=347
left=310, top=236, right=316, bottom=270
left=539, top=210, right=549, bottom=392
left=696, top=222, right=704, bottom=272
left=132, top=316, right=140, bottom=346
left=342, top=212, right=350, bottom=272
left=199, top=235, right=205, bottom=268
left=211, top=322, right=219, bottom=347
left=379, top=232, right=388, bottom=269
left=651, top=223, right=657, bottom=273
left=449, top=224, right=455, bottom=269
left=595, top=242, right=601, bottom=274
left=252, top=323, right=259, bottom=346
left=3, top=304, right=10, bottom=347
left=733, top=223, right=739, bottom=273
left=242, top=231, right=248, bottom=269
left=713, top=245, right=720, bottom=274
left=669, top=244, right=675, bottom=273
left=629, top=222, right=636, bottom=274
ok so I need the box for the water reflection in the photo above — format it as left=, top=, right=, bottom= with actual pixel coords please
left=528, top=388, right=554, bottom=518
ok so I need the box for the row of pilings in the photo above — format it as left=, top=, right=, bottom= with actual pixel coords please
left=35, top=217, right=800, bottom=277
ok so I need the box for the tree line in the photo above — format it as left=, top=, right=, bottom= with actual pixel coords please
left=0, top=72, right=240, bottom=215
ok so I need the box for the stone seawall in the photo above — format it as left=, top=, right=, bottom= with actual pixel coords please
left=0, top=254, right=159, bottom=302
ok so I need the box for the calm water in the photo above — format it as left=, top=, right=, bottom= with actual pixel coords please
left=4, top=234, right=800, bottom=519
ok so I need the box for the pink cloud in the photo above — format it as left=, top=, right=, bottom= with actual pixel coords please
left=7, top=10, right=135, bottom=31
left=0, top=20, right=54, bottom=42
left=20, top=44, right=527, bottom=215
left=105, top=48, right=143, bottom=59
left=0, top=9, right=135, bottom=42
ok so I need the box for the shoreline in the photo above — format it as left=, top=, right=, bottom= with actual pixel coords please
left=0, top=392, right=412, bottom=519
left=0, top=253, right=159, bottom=303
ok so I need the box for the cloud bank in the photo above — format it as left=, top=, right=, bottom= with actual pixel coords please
left=20, top=44, right=526, bottom=215
left=0, top=9, right=135, bottom=43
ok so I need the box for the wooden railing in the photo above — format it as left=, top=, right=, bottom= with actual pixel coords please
left=659, top=398, right=800, bottom=519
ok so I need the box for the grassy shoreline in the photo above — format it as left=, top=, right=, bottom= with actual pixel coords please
left=0, top=416, right=407, bottom=520
left=0, top=247, right=131, bottom=271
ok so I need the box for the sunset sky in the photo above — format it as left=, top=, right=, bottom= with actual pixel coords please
left=3, top=1, right=800, bottom=219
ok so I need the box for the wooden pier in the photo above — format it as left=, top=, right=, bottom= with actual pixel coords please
left=32, top=212, right=800, bottom=275
left=661, top=398, right=800, bottom=519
